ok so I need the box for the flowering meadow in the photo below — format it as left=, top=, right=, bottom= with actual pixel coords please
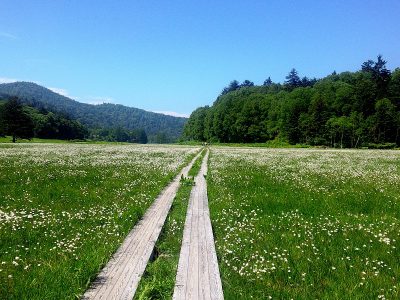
left=208, top=147, right=400, bottom=299
left=0, top=143, right=199, bottom=299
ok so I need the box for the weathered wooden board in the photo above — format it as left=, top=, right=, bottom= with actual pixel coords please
left=173, top=150, right=224, bottom=300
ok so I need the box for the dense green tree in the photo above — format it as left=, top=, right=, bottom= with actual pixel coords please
left=183, top=106, right=209, bottom=141
left=282, top=88, right=314, bottom=143
left=89, top=127, right=147, bottom=143
left=373, top=98, right=399, bottom=143
left=285, top=68, right=301, bottom=91
left=221, top=80, right=240, bottom=95
left=114, top=126, right=129, bottom=142
left=353, top=72, right=378, bottom=116
left=154, top=132, right=168, bottom=144
left=308, top=94, right=330, bottom=143
left=388, top=68, right=400, bottom=100
left=348, top=111, right=365, bottom=148
left=137, top=129, right=148, bottom=144
left=326, top=116, right=352, bottom=148
left=362, top=55, right=391, bottom=98
left=263, top=77, right=273, bottom=86
left=2, top=97, right=34, bottom=142
left=301, top=76, right=317, bottom=87
left=284, top=108, right=301, bottom=144
left=33, top=112, right=87, bottom=140
left=240, top=80, right=254, bottom=87
left=234, top=96, right=266, bottom=142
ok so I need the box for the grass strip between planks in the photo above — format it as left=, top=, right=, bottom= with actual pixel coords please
left=134, top=148, right=206, bottom=299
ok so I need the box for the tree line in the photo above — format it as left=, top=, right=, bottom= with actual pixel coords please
left=0, top=97, right=87, bottom=142
left=0, top=97, right=148, bottom=143
left=0, top=81, right=185, bottom=143
left=90, top=127, right=148, bottom=143
left=183, top=56, right=400, bottom=148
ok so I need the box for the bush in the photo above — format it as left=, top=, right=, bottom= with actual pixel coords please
left=367, top=143, right=397, bottom=149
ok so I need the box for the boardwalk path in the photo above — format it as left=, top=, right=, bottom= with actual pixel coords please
left=83, top=150, right=202, bottom=300
left=173, top=150, right=224, bottom=300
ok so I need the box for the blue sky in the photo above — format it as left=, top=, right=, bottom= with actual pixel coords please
left=1, top=1, right=399, bottom=117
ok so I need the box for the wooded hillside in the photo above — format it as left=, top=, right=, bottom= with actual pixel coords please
left=0, top=82, right=186, bottom=143
left=184, top=56, right=400, bottom=148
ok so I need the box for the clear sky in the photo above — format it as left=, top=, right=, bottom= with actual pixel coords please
left=1, top=0, right=399, bottom=117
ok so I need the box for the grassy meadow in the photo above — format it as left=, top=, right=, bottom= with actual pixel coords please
left=208, top=147, right=400, bottom=299
left=0, top=143, right=199, bottom=299
left=1, top=142, right=399, bottom=300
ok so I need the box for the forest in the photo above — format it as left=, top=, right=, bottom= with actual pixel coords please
left=183, top=56, right=400, bottom=148
left=0, top=82, right=186, bottom=143
left=0, top=97, right=85, bottom=142
left=0, top=97, right=148, bottom=143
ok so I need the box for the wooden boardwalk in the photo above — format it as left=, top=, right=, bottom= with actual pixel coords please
left=83, top=151, right=202, bottom=300
left=173, top=150, right=224, bottom=300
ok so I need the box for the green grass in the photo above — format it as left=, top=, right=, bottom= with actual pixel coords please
left=176, top=140, right=205, bottom=146
left=188, top=148, right=206, bottom=177
left=208, top=141, right=310, bottom=148
left=208, top=147, right=400, bottom=299
left=3, top=143, right=399, bottom=299
left=134, top=174, right=198, bottom=298
left=134, top=149, right=207, bottom=299
left=0, top=143, right=200, bottom=299
left=0, top=136, right=70, bottom=143
left=0, top=135, right=144, bottom=145
left=184, top=137, right=309, bottom=148
left=133, top=183, right=192, bottom=300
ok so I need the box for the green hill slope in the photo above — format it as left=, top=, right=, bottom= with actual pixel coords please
left=0, top=82, right=186, bottom=142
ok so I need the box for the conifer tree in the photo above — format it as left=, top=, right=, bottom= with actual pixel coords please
left=2, top=97, right=34, bottom=142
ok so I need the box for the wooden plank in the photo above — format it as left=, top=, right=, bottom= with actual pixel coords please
left=173, top=150, right=224, bottom=300
left=93, top=201, right=163, bottom=299
left=204, top=196, right=224, bottom=300
left=172, top=185, right=193, bottom=299
left=198, top=188, right=211, bottom=300
left=83, top=150, right=203, bottom=300
left=88, top=187, right=171, bottom=299
left=185, top=196, right=198, bottom=299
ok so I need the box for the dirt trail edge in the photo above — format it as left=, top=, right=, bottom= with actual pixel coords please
left=173, top=149, right=224, bottom=300
left=83, top=150, right=203, bottom=300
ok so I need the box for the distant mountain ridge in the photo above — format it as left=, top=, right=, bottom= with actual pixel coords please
left=0, top=82, right=186, bottom=142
